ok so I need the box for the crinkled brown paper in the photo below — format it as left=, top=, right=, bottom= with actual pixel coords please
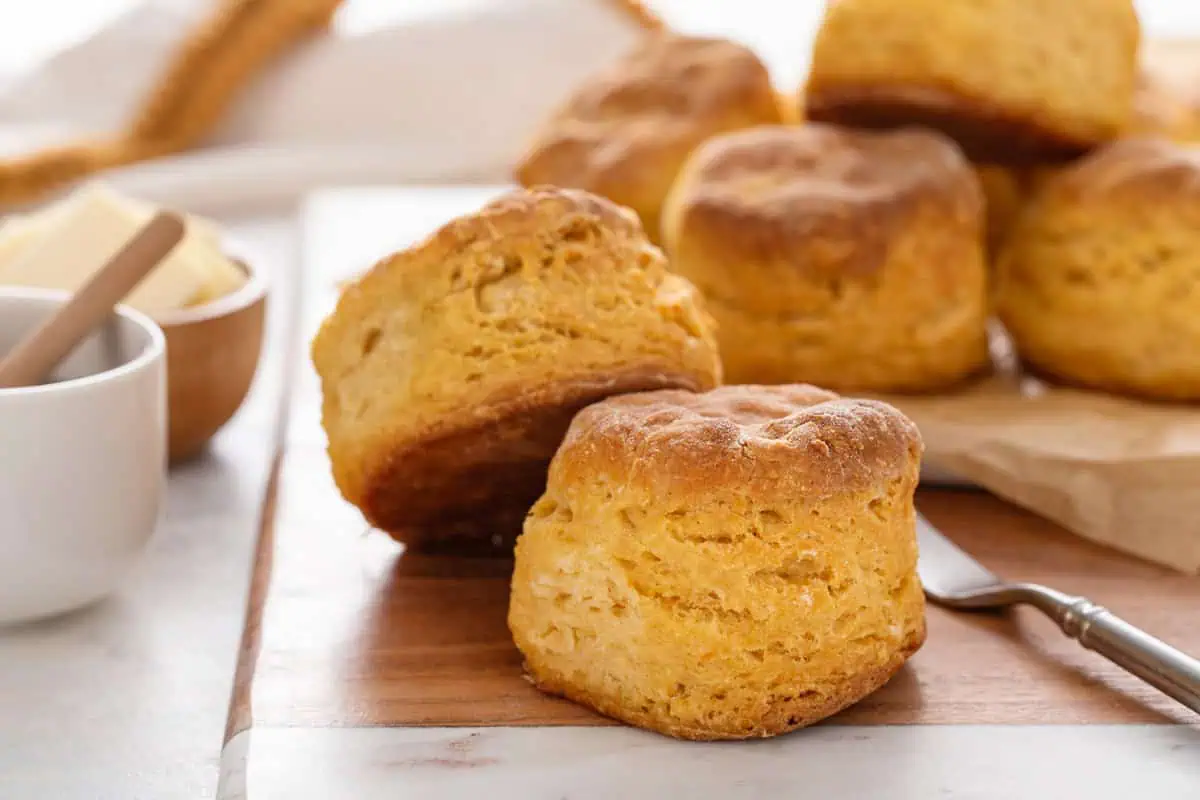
left=881, top=331, right=1200, bottom=574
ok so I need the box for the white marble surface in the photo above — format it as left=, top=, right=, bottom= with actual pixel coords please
left=0, top=218, right=296, bottom=800
left=221, top=725, right=1200, bottom=800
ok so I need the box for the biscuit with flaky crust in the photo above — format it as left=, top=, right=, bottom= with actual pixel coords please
left=997, top=137, right=1200, bottom=401
left=803, top=0, right=1140, bottom=164
left=311, top=186, right=721, bottom=548
left=516, top=34, right=781, bottom=242
left=662, top=123, right=989, bottom=391
left=509, top=384, right=926, bottom=740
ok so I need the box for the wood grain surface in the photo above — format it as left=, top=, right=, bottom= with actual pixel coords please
left=227, top=285, right=1200, bottom=740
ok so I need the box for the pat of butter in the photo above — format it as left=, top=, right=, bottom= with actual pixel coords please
left=0, top=184, right=245, bottom=316
left=0, top=215, right=48, bottom=271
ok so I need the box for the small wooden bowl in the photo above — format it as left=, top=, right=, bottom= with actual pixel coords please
left=157, top=259, right=267, bottom=464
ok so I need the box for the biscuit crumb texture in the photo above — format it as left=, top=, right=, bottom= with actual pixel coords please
left=311, top=187, right=721, bottom=546
left=997, top=138, right=1200, bottom=401
left=509, top=385, right=926, bottom=740
left=662, top=124, right=989, bottom=392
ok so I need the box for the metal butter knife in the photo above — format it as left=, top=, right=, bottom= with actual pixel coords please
left=916, top=511, right=1200, bottom=714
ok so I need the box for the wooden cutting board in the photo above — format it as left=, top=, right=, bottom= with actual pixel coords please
left=226, top=188, right=1199, bottom=745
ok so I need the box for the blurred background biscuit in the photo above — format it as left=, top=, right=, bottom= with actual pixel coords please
left=662, top=123, right=990, bottom=392
left=996, top=137, right=1200, bottom=400
left=516, top=33, right=782, bottom=242
left=804, top=0, right=1141, bottom=164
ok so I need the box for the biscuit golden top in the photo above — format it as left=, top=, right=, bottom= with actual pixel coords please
left=516, top=34, right=779, bottom=197
left=544, top=34, right=774, bottom=124
left=663, top=124, right=981, bottom=277
left=1038, top=137, right=1200, bottom=205
left=326, top=185, right=663, bottom=312
left=553, top=384, right=922, bottom=501
left=423, top=184, right=644, bottom=258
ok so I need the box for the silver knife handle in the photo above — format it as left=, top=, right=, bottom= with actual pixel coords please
left=1051, top=594, right=1200, bottom=714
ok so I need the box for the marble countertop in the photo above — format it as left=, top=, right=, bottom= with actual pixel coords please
left=0, top=218, right=296, bottom=800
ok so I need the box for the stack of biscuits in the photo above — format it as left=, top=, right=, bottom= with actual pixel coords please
left=314, top=0, right=1199, bottom=742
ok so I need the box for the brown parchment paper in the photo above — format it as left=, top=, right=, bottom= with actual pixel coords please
left=880, top=333, right=1200, bottom=574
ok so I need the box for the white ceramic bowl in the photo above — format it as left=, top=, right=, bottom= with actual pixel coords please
left=0, top=288, right=167, bottom=624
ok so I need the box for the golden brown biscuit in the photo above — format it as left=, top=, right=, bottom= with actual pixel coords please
left=996, top=137, right=1200, bottom=400
left=509, top=384, right=926, bottom=740
left=311, top=187, right=721, bottom=548
left=516, top=34, right=781, bottom=242
left=804, top=0, right=1141, bottom=164
left=661, top=123, right=990, bottom=391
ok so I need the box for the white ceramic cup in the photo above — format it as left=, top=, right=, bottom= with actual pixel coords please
left=0, top=288, right=167, bottom=624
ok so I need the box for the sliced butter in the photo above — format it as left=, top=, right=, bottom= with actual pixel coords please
left=196, top=260, right=248, bottom=305
left=0, top=215, right=49, bottom=273
left=120, top=190, right=248, bottom=308
left=0, top=184, right=245, bottom=315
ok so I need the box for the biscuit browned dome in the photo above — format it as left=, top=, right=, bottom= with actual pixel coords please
left=804, top=0, right=1141, bottom=164
left=311, top=187, right=722, bottom=548
left=996, top=137, right=1200, bottom=401
left=661, top=123, right=990, bottom=392
left=509, top=384, right=926, bottom=740
left=515, top=34, right=781, bottom=242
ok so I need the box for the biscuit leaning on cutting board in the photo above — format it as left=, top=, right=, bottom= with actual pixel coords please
left=996, top=137, right=1200, bottom=402
left=804, top=0, right=1141, bottom=164
left=509, top=384, right=926, bottom=740
left=311, top=186, right=721, bottom=549
left=661, top=123, right=990, bottom=392
left=516, top=33, right=782, bottom=243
